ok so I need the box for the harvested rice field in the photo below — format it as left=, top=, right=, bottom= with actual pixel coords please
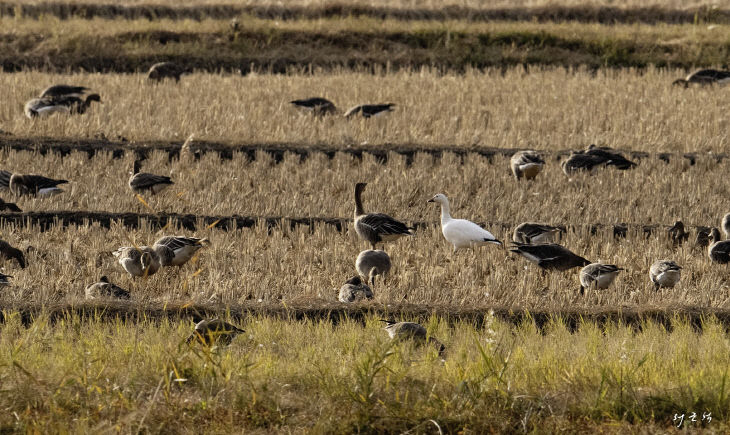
left=3, top=2, right=730, bottom=432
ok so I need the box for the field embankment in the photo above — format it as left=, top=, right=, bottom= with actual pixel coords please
left=1, top=17, right=729, bottom=72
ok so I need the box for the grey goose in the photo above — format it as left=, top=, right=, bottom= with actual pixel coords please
left=708, top=228, right=730, bottom=263
left=344, top=103, right=395, bottom=118
left=667, top=220, right=690, bottom=246
left=9, top=174, right=68, bottom=196
left=113, top=246, right=160, bottom=277
left=85, top=276, right=130, bottom=300
left=128, top=160, right=174, bottom=195
left=24, top=94, right=101, bottom=118
left=152, top=236, right=210, bottom=267
left=579, top=263, right=623, bottom=295
left=338, top=276, right=374, bottom=303
left=672, top=69, right=730, bottom=87
left=147, top=62, right=188, bottom=82
left=510, top=150, right=545, bottom=180
left=649, top=260, right=682, bottom=290
left=353, top=183, right=413, bottom=250
left=561, top=144, right=637, bottom=175
left=512, top=222, right=563, bottom=245
left=355, top=249, right=391, bottom=287
left=290, top=97, right=337, bottom=115
left=39, top=84, right=90, bottom=98
left=509, top=242, right=590, bottom=271
left=0, top=198, right=21, bottom=212
left=0, top=239, right=26, bottom=269
left=187, top=319, right=244, bottom=346
left=380, top=320, right=445, bottom=356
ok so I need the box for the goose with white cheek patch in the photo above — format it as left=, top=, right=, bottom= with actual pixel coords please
left=428, top=193, right=502, bottom=252
left=579, top=263, right=623, bottom=295
left=9, top=174, right=68, bottom=196
left=128, top=160, right=174, bottom=195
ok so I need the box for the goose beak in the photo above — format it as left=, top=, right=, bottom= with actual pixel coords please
left=427, top=198, right=435, bottom=203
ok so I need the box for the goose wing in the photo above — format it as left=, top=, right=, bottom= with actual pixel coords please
left=20, top=175, right=68, bottom=189
left=510, top=242, right=587, bottom=270
left=290, top=97, right=333, bottom=108
left=585, top=146, right=637, bottom=170
left=130, top=173, right=173, bottom=189
left=514, top=223, right=560, bottom=242
left=512, top=151, right=544, bottom=166
left=154, top=236, right=206, bottom=252
left=444, top=219, right=500, bottom=244
left=360, top=104, right=395, bottom=117
left=40, top=84, right=89, bottom=98
left=0, top=170, right=11, bottom=189
left=358, top=213, right=412, bottom=236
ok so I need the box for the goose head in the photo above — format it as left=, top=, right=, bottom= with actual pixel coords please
left=710, top=227, right=722, bottom=243
left=141, top=251, right=154, bottom=270
left=132, top=159, right=142, bottom=175
left=355, top=182, right=367, bottom=194
left=100, top=275, right=110, bottom=283
left=427, top=193, right=448, bottom=205
left=345, top=276, right=362, bottom=286
left=86, top=94, right=102, bottom=104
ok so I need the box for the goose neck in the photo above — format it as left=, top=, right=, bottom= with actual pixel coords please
left=354, top=186, right=365, bottom=217
left=439, top=201, right=452, bottom=223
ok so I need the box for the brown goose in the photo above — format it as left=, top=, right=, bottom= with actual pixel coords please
left=353, top=183, right=413, bottom=250
left=579, top=263, right=623, bottom=295
left=290, top=97, right=337, bottom=115
left=649, top=260, right=682, bottom=290
left=85, top=276, right=130, bottom=300
left=9, top=174, right=68, bottom=196
left=39, top=84, right=89, bottom=98
left=147, top=62, right=188, bottom=82
left=24, top=94, right=101, bottom=118
left=696, top=226, right=714, bottom=248
left=509, top=242, right=590, bottom=271
left=186, top=319, right=244, bottom=346
left=0, top=198, right=21, bottom=212
left=512, top=222, right=563, bottom=244
left=355, top=249, right=391, bottom=287
left=152, top=236, right=210, bottom=267
left=338, top=276, right=374, bottom=303
left=380, top=320, right=445, bottom=356
left=708, top=228, right=730, bottom=263
left=0, top=239, right=26, bottom=269
left=672, top=69, right=730, bottom=88
left=667, top=221, right=690, bottom=245
left=561, top=145, right=636, bottom=175
left=128, top=160, right=174, bottom=195
left=113, top=246, right=160, bottom=277
left=344, top=103, right=395, bottom=118
left=510, top=150, right=545, bottom=180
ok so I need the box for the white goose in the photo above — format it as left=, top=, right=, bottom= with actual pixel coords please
left=427, top=194, right=502, bottom=251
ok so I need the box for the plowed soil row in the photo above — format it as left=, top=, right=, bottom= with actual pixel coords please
left=0, top=301, right=723, bottom=332
left=1, top=2, right=728, bottom=25
left=0, top=210, right=699, bottom=238
left=0, top=136, right=707, bottom=165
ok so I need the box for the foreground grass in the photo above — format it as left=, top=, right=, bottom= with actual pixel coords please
left=1, top=312, right=728, bottom=432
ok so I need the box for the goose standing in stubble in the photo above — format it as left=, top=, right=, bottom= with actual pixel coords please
left=128, top=160, right=174, bottom=195
left=355, top=249, right=391, bottom=287
left=24, top=94, right=101, bottom=118
left=338, top=276, right=374, bottom=303
left=708, top=228, right=730, bottom=263
left=85, top=276, right=130, bottom=300
left=290, top=97, right=337, bottom=116
left=509, top=242, right=589, bottom=271
left=510, top=150, right=545, bottom=180
left=649, top=260, right=682, bottom=290
left=512, top=222, right=563, bottom=244
left=672, top=69, right=730, bottom=87
left=667, top=220, right=690, bottom=246
left=579, top=263, right=623, bottom=295
left=427, top=193, right=501, bottom=252
left=152, top=236, right=210, bottom=267
left=353, top=183, right=413, bottom=250
left=9, top=174, right=68, bottom=196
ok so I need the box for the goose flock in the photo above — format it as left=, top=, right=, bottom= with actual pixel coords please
left=4, top=65, right=730, bottom=348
